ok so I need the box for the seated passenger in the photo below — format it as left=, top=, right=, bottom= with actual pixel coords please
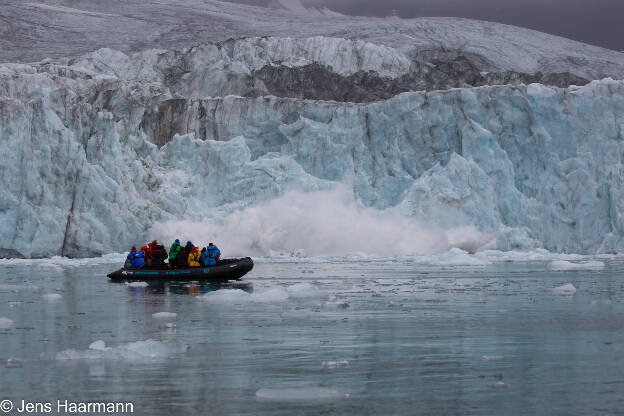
left=124, top=252, right=132, bottom=269
left=188, top=245, right=201, bottom=268
left=175, top=243, right=190, bottom=268
left=168, top=239, right=182, bottom=268
left=201, top=243, right=221, bottom=266
left=141, top=243, right=152, bottom=266
left=127, top=246, right=145, bottom=269
left=151, top=240, right=167, bottom=267
left=185, top=241, right=193, bottom=253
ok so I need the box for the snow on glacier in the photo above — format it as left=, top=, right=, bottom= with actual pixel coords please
left=1, top=46, right=624, bottom=257
left=5, top=1, right=624, bottom=81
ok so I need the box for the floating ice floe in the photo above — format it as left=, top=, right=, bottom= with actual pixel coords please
left=321, top=360, right=349, bottom=368
left=549, top=283, right=577, bottom=295
left=3, top=358, right=24, bottom=368
left=483, top=355, right=505, bottom=361
left=88, top=340, right=111, bottom=351
left=53, top=339, right=188, bottom=360
left=0, top=317, right=14, bottom=329
left=255, top=387, right=348, bottom=401
left=126, top=281, right=149, bottom=288
left=199, top=283, right=324, bottom=304
left=152, top=312, right=177, bottom=319
left=42, top=293, right=62, bottom=301
left=490, top=381, right=509, bottom=389
left=549, top=260, right=605, bottom=271
left=591, top=299, right=612, bottom=305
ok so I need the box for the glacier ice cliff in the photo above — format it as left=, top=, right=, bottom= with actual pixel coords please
left=0, top=38, right=623, bottom=257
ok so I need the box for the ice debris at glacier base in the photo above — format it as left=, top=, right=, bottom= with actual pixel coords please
left=1, top=43, right=624, bottom=257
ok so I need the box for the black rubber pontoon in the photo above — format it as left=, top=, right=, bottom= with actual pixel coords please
left=107, top=257, right=254, bottom=282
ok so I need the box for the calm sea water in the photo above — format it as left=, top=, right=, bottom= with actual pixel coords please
left=1, top=259, right=623, bottom=415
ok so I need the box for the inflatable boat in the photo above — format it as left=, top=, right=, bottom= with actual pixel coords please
left=107, top=257, right=254, bottom=282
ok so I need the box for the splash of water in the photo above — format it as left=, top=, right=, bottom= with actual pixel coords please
left=149, top=189, right=494, bottom=257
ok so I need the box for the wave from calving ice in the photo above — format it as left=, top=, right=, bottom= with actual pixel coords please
left=150, top=189, right=494, bottom=258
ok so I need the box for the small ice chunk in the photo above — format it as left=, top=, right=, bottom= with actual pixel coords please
left=549, top=283, right=577, bottom=295
left=53, top=339, right=188, bottom=360
left=483, top=355, right=505, bottom=361
left=88, top=340, right=110, bottom=351
left=287, top=283, right=323, bottom=298
left=126, top=281, right=149, bottom=288
left=165, top=323, right=176, bottom=328
left=549, top=260, right=605, bottom=271
left=321, top=360, right=349, bottom=368
left=490, top=381, right=509, bottom=389
left=591, top=299, right=612, bottom=305
left=4, top=357, right=24, bottom=368
left=152, top=312, right=177, bottom=319
left=255, top=387, right=347, bottom=401
left=42, top=293, right=62, bottom=301
left=0, top=317, right=14, bottom=329
left=199, top=289, right=251, bottom=304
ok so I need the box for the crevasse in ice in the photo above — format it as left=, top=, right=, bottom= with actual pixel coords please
left=1, top=39, right=623, bottom=257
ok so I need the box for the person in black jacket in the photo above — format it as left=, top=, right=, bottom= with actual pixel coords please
left=151, top=242, right=168, bottom=267
left=175, top=243, right=190, bottom=268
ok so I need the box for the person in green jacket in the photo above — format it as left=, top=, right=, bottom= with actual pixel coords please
left=168, top=239, right=182, bottom=268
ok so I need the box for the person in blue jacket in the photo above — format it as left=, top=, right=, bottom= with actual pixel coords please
left=127, top=246, right=145, bottom=269
left=201, top=243, right=221, bottom=266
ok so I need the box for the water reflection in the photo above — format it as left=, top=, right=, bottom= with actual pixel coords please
left=123, top=280, right=254, bottom=296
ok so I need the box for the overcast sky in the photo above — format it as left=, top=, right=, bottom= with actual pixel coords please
left=228, top=0, right=624, bottom=51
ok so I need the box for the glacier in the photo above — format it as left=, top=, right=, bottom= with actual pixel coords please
left=4, top=0, right=624, bottom=82
left=0, top=35, right=623, bottom=258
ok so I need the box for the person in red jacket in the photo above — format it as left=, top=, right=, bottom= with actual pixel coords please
left=141, top=243, right=153, bottom=266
